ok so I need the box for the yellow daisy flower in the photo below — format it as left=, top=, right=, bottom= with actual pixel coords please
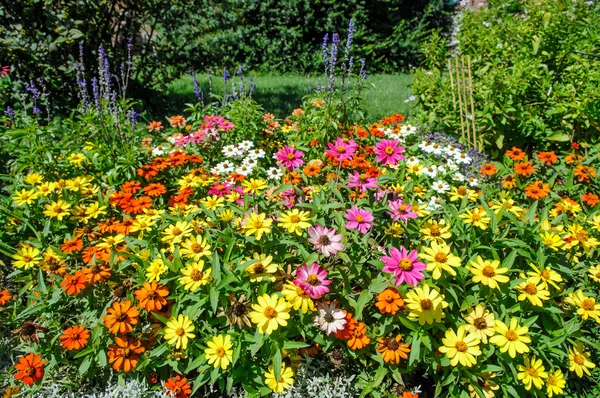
left=517, top=356, right=547, bottom=390
left=565, top=290, right=600, bottom=323
left=278, top=209, right=311, bottom=235
left=439, top=325, right=481, bottom=367
left=164, top=314, right=195, bottom=350
left=404, top=283, right=448, bottom=325
left=242, top=178, right=268, bottom=195
left=244, top=253, right=278, bottom=283
left=467, top=256, right=509, bottom=289
left=516, top=279, right=550, bottom=307
left=569, top=342, right=596, bottom=377
left=12, top=189, right=39, bottom=206
left=43, top=199, right=72, bottom=221
left=264, top=363, right=294, bottom=393
left=249, top=293, right=290, bottom=335
left=179, top=261, right=212, bottom=291
left=281, top=281, right=315, bottom=313
left=204, top=335, right=234, bottom=370
left=12, top=246, right=42, bottom=269
left=200, top=195, right=225, bottom=211
left=489, top=318, right=530, bottom=358
left=146, top=259, right=168, bottom=282
left=459, top=207, right=491, bottom=230
left=419, top=241, right=461, bottom=279
left=546, top=369, right=566, bottom=397
left=463, top=304, right=495, bottom=344
left=419, top=219, right=452, bottom=243
left=180, top=235, right=211, bottom=261
left=242, top=213, right=272, bottom=240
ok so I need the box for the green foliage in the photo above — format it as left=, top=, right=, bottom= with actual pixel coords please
left=412, top=0, right=600, bottom=157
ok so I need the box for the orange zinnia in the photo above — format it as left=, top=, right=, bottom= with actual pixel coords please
left=60, top=325, right=90, bottom=350
left=514, top=161, right=535, bottom=177
left=505, top=147, right=526, bottom=161
left=377, top=335, right=411, bottom=364
left=479, top=163, right=497, bottom=176
left=303, top=163, right=322, bottom=177
left=375, top=288, right=405, bottom=315
left=147, top=121, right=164, bottom=132
left=134, top=281, right=169, bottom=312
left=565, top=153, right=582, bottom=165
left=164, top=375, right=192, bottom=398
left=107, top=336, right=145, bottom=372
left=112, top=218, right=135, bottom=235
left=502, top=175, right=517, bottom=189
left=574, top=164, right=596, bottom=183
left=0, top=289, right=12, bottom=305
left=536, top=151, right=559, bottom=166
left=81, top=264, right=111, bottom=285
left=14, top=353, right=46, bottom=385
left=283, top=171, right=302, bottom=185
left=122, top=181, right=141, bottom=194
left=61, top=237, right=83, bottom=254
left=60, top=271, right=88, bottom=296
left=381, top=113, right=405, bottom=125
left=334, top=312, right=357, bottom=340
left=347, top=322, right=371, bottom=350
left=144, top=183, right=167, bottom=197
left=401, top=392, right=419, bottom=398
left=524, top=180, right=550, bottom=200
left=582, top=192, right=599, bottom=207
left=103, top=299, right=139, bottom=335
left=169, top=115, right=186, bottom=128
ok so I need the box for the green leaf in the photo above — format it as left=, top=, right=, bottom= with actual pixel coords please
left=282, top=341, right=310, bottom=349
left=408, top=333, right=421, bottom=367
left=354, top=290, right=373, bottom=321
left=78, top=356, right=92, bottom=375
left=272, top=348, right=282, bottom=384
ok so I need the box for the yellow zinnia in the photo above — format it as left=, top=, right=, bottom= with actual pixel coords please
left=404, top=283, right=448, bottom=325
left=164, top=314, right=195, bottom=350
left=419, top=219, right=452, bottom=243
left=438, top=325, right=481, bottom=367
left=161, top=221, right=193, bottom=245
left=467, top=256, right=509, bottom=289
left=180, top=235, right=211, bottom=261
left=264, top=363, right=294, bottom=393
left=489, top=318, right=530, bottom=358
left=278, top=209, right=311, bottom=235
left=565, top=290, right=600, bottom=323
left=249, top=293, right=290, bottom=335
left=517, top=356, right=547, bottom=390
left=12, top=246, right=42, bottom=269
left=12, top=189, right=39, bottom=206
left=242, top=178, right=268, bottom=195
left=281, top=281, right=315, bottom=314
left=146, top=259, right=168, bottom=282
left=546, top=369, right=566, bottom=397
left=463, top=304, right=495, bottom=344
left=459, top=207, right=491, bottom=230
left=242, top=213, right=272, bottom=240
left=179, top=261, right=212, bottom=291
left=516, top=279, right=550, bottom=307
left=244, top=253, right=278, bottom=282
left=568, top=342, right=596, bottom=377
left=419, top=241, right=461, bottom=279
left=204, top=335, right=234, bottom=370
left=43, top=199, right=72, bottom=221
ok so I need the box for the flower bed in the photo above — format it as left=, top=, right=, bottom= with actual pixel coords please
left=1, top=103, right=599, bottom=397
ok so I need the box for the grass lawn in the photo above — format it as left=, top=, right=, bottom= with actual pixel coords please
left=165, top=73, right=414, bottom=122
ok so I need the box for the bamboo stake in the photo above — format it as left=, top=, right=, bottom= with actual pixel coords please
left=447, top=58, right=456, bottom=111
left=460, top=55, right=471, bottom=149
left=467, top=55, right=478, bottom=150
left=454, top=56, right=466, bottom=145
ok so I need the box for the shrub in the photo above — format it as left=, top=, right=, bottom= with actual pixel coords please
left=412, top=0, right=600, bottom=156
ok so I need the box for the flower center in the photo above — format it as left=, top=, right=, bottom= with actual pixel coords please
left=482, top=265, right=496, bottom=278
left=215, top=347, right=226, bottom=357
left=471, top=213, right=481, bottom=221
left=263, top=306, right=278, bottom=319
left=574, top=354, right=585, bottom=365
left=122, top=348, right=131, bottom=357
left=189, top=269, right=203, bottom=281
left=434, top=252, right=447, bottom=263
left=191, top=243, right=202, bottom=253
left=473, top=317, right=487, bottom=330
left=399, top=258, right=413, bottom=271
left=429, top=226, right=440, bottom=236
left=420, top=299, right=433, bottom=310
left=324, top=313, right=335, bottom=323
left=253, top=220, right=264, bottom=229
left=116, top=313, right=128, bottom=322
left=457, top=186, right=467, bottom=195
left=355, top=215, right=364, bottom=223
left=171, top=228, right=181, bottom=236
left=455, top=341, right=468, bottom=352
left=306, top=274, right=320, bottom=286
left=582, top=298, right=595, bottom=311
left=540, top=270, right=550, bottom=279
left=336, top=145, right=346, bottom=153
left=386, top=338, right=399, bottom=350
left=253, top=264, right=265, bottom=274
left=505, top=330, right=518, bottom=341
left=24, top=367, right=35, bottom=376
left=22, top=255, right=32, bottom=263
left=318, top=235, right=331, bottom=246
left=289, top=215, right=300, bottom=223
left=524, top=283, right=538, bottom=295
left=233, top=303, right=247, bottom=316
left=547, top=375, right=557, bottom=386
left=527, top=367, right=539, bottom=377
left=384, top=146, right=395, bottom=155
left=70, top=332, right=80, bottom=340
left=175, top=327, right=186, bottom=337
left=286, top=152, right=296, bottom=160
left=575, top=231, right=589, bottom=242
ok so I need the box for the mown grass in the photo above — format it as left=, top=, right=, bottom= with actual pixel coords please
left=165, top=73, right=414, bottom=122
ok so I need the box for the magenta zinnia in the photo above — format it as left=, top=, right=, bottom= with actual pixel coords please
left=275, top=145, right=304, bottom=171
left=324, top=137, right=358, bottom=162
left=294, top=262, right=331, bottom=299
left=374, top=139, right=405, bottom=166
left=388, top=200, right=418, bottom=222
left=344, top=206, right=374, bottom=234
left=347, top=170, right=378, bottom=192
left=307, top=225, right=344, bottom=257
left=381, top=246, right=426, bottom=286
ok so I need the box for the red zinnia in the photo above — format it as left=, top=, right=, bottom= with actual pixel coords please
left=164, top=375, right=192, bottom=398
left=14, top=353, right=46, bottom=385
left=0, top=289, right=12, bottom=306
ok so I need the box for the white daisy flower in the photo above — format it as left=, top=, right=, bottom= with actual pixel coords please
left=266, top=167, right=283, bottom=180
left=431, top=180, right=450, bottom=194
left=312, top=302, right=347, bottom=336
left=238, top=140, right=254, bottom=151
left=422, top=165, right=438, bottom=178
left=222, top=145, right=240, bottom=158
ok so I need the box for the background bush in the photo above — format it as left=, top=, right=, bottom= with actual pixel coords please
left=0, top=0, right=452, bottom=114
left=412, top=0, right=600, bottom=156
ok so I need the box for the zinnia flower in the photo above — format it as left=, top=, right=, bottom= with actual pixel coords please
left=387, top=200, right=418, bottom=222
left=204, top=335, right=234, bottom=370
left=325, top=137, right=358, bottom=162
left=376, top=335, right=411, bottom=364
left=307, top=225, right=344, bottom=257
left=60, top=325, right=90, bottom=351
left=264, top=363, right=294, bottom=393
left=439, top=325, right=481, bottom=367
left=375, top=288, right=405, bottom=314
left=568, top=342, right=596, bottom=377
left=164, top=375, right=192, bottom=398
left=14, top=353, right=46, bottom=385
left=275, top=145, right=304, bottom=170
left=313, top=302, right=347, bottom=335
left=517, top=356, right=547, bottom=390
left=249, top=293, right=291, bottom=334
left=164, top=314, right=195, bottom=350
left=134, top=281, right=169, bottom=312
left=344, top=206, right=374, bottom=233
left=103, top=299, right=139, bottom=335
left=373, top=139, right=405, bottom=166
left=347, top=170, right=378, bottom=192
left=294, top=262, right=331, bottom=299
left=381, top=246, right=426, bottom=286
left=107, top=336, right=145, bottom=372
left=489, top=318, right=530, bottom=358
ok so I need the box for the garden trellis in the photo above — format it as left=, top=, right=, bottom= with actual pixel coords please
left=447, top=55, right=479, bottom=151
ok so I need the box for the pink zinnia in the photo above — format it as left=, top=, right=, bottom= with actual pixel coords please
left=324, top=137, right=358, bottom=162
left=388, top=200, right=418, bottom=222
left=381, top=246, right=425, bottom=286
left=344, top=206, right=374, bottom=234
left=294, top=262, right=331, bottom=299
left=373, top=139, right=405, bottom=166
left=208, top=182, right=233, bottom=197
left=347, top=170, right=378, bottom=192
left=307, top=225, right=344, bottom=257
left=275, top=145, right=304, bottom=171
